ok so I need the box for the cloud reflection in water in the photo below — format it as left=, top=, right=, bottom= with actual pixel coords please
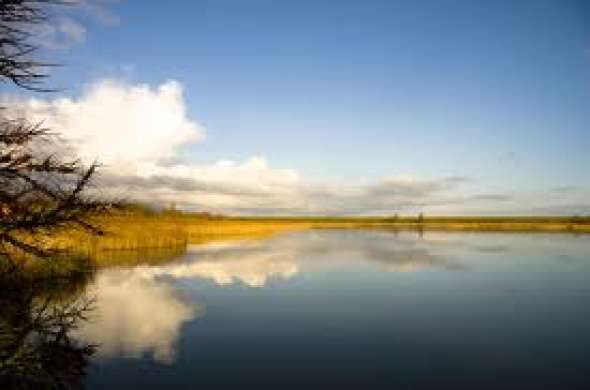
left=144, top=230, right=463, bottom=287
left=76, top=230, right=463, bottom=364
left=77, top=269, right=199, bottom=363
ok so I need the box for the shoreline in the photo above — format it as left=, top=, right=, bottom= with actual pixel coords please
left=4, top=215, right=589, bottom=266
left=310, top=221, right=590, bottom=233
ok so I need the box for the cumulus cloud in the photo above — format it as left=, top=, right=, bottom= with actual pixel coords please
left=5, top=79, right=312, bottom=212
left=21, top=79, right=204, bottom=172
left=6, top=77, right=576, bottom=215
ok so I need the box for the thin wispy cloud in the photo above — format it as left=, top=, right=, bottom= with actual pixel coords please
left=32, top=0, right=121, bottom=50
left=468, top=194, right=512, bottom=202
left=498, top=151, right=517, bottom=163
left=76, top=0, right=122, bottom=26
left=549, top=186, right=580, bottom=195
left=33, top=17, right=87, bottom=50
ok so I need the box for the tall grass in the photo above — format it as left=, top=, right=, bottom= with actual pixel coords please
left=5, top=214, right=589, bottom=269
left=14, top=216, right=310, bottom=266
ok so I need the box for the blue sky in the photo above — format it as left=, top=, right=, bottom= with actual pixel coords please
left=6, top=0, right=590, bottom=215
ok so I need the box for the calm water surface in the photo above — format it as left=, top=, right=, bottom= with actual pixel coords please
left=73, top=230, right=590, bottom=388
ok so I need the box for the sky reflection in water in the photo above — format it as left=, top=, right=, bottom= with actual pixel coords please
left=78, top=230, right=590, bottom=389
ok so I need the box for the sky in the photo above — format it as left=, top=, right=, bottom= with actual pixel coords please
left=2, top=0, right=589, bottom=215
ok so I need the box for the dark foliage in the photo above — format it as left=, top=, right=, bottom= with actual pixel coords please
left=0, top=116, right=112, bottom=259
left=0, top=0, right=62, bottom=91
left=0, top=2, right=102, bottom=388
left=0, top=0, right=112, bottom=260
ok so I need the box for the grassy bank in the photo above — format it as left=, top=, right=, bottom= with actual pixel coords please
left=59, top=215, right=590, bottom=252
left=5, top=214, right=589, bottom=268
left=31, top=216, right=311, bottom=265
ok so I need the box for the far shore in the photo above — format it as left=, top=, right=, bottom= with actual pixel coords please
left=5, top=214, right=589, bottom=270
left=229, top=215, right=590, bottom=233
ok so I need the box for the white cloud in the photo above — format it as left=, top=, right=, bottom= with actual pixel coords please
left=0, top=76, right=480, bottom=214
left=7, top=78, right=585, bottom=215
left=6, top=79, right=310, bottom=211
left=23, top=79, right=204, bottom=174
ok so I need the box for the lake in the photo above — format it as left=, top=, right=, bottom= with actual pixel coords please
left=8, top=229, right=590, bottom=389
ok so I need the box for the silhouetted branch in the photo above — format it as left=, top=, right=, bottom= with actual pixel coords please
left=0, top=0, right=69, bottom=91
left=0, top=1, right=117, bottom=260
left=0, top=115, right=113, bottom=259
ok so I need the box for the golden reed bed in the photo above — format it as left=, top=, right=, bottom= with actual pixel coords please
left=5, top=215, right=589, bottom=269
